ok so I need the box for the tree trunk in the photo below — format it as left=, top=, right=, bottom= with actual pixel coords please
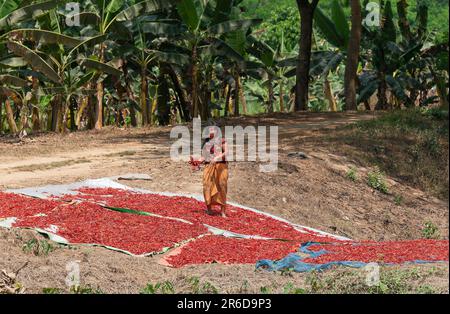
left=324, top=76, right=337, bottom=112
left=191, top=45, right=199, bottom=118
left=295, top=0, right=319, bottom=111
left=5, top=98, right=18, bottom=134
left=32, top=107, right=40, bottom=131
left=237, top=75, right=247, bottom=114
left=224, top=84, right=230, bottom=117
left=69, top=98, right=76, bottom=131
left=31, top=77, right=40, bottom=131
left=50, top=96, right=60, bottom=132
left=0, top=98, right=3, bottom=133
left=234, top=71, right=240, bottom=116
left=168, top=65, right=190, bottom=121
left=76, top=95, right=89, bottom=129
left=279, top=82, right=284, bottom=112
left=95, top=45, right=105, bottom=130
left=267, top=73, right=274, bottom=113
left=122, top=61, right=137, bottom=127
left=140, top=65, right=149, bottom=126
left=376, top=71, right=388, bottom=110
left=344, top=0, right=362, bottom=111
left=95, top=80, right=104, bottom=129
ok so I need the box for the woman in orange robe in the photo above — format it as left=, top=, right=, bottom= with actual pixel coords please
left=200, top=127, right=229, bottom=218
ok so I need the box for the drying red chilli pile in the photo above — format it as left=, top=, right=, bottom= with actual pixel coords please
left=164, top=235, right=301, bottom=267
left=303, top=240, right=449, bottom=264
left=0, top=192, right=60, bottom=218
left=1, top=189, right=449, bottom=268
left=59, top=188, right=336, bottom=242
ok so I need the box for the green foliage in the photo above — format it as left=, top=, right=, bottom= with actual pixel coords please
left=341, top=109, right=449, bottom=199
left=302, top=267, right=445, bottom=294
left=42, top=287, right=62, bottom=294
left=346, top=166, right=358, bottom=182
left=422, top=221, right=440, bottom=239
left=140, top=281, right=175, bottom=294
left=283, top=283, right=306, bottom=294
left=22, top=238, right=55, bottom=256
left=258, top=5, right=299, bottom=52
left=70, top=285, right=103, bottom=294
left=367, top=167, right=389, bottom=194
left=188, top=277, right=218, bottom=294
left=394, top=194, right=403, bottom=205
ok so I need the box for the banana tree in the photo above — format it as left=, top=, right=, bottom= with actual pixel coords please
left=3, top=25, right=123, bottom=132
left=174, top=0, right=260, bottom=119
left=312, top=0, right=349, bottom=111
left=69, top=0, right=172, bottom=129
left=0, top=0, right=66, bottom=32
left=248, top=31, right=297, bottom=113
left=117, top=11, right=192, bottom=125
left=357, top=0, right=445, bottom=109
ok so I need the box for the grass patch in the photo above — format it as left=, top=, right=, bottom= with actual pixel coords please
left=22, top=238, right=55, bottom=256
left=394, top=194, right=404, bottom=205
left=12, top=158, right=90, bottom=172
left=140, top=277, right=218, bottom=294
left=422, top=221, right=440, bottom=239
left=42, top=287, right=63, bottom=294
left=104, top=150, right=137, bottom=157
left=326, top=108, right=449, bottom=199
left=367, top=167, right=389, bottom=194
left=42, top=285, right=103, bottom=294
left=302, top=266, right=446, bottom=294
left=140, top=281, right=175, bottom=294
left=346, top=167, right=358, bottom=182
left=69, top=285, right=103, bottom=294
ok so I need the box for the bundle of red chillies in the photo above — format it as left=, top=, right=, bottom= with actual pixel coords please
left=188, top=156, right=203, bottom=171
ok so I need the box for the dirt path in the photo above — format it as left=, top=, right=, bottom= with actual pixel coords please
left=1, top=112, right=448, bottom=293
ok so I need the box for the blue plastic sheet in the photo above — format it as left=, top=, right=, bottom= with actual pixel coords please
left=255, top=242, right=445, bottom=272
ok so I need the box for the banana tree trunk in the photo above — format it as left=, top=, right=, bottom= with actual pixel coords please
left=31, top=77, right=40, bottom=131
left=237, top=75, right=247, bottom=114
left=122, top=61, right=137, bottom=127
left=268, top=73, right=274, bottom=113
left=140, top=66, right=149, bottom=126
left=376, top=72, right=388, bottom=110
left=95, top=45, right=105, bottom=129
left=168, top=66, right=190, bottom=121
left=234, top=71, right=240, bottom=116
left=224, top=84, right=230, bottom=117
left=58, top=96, right=69, bottom=133
left=51, top=95, right=60, bottom=132
left=32, top=107, right=40, bottom=131
left=69, top=99, right=76, bottom=131
left=5, top=99, right=18, bottom=134
left=76, top=95, right=89, bottom=129
left=324, top=76, right=337, bottom=112
left=0, top=98, right=3, bottom=133
left=279, top=81, right=284, bottom=112
left=191, top=45, right=199, bottom=118
left=344, top=0, right=362, bottom=111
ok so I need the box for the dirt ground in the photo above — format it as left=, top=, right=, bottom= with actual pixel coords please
left=0, top=112, right=448, bottom=293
